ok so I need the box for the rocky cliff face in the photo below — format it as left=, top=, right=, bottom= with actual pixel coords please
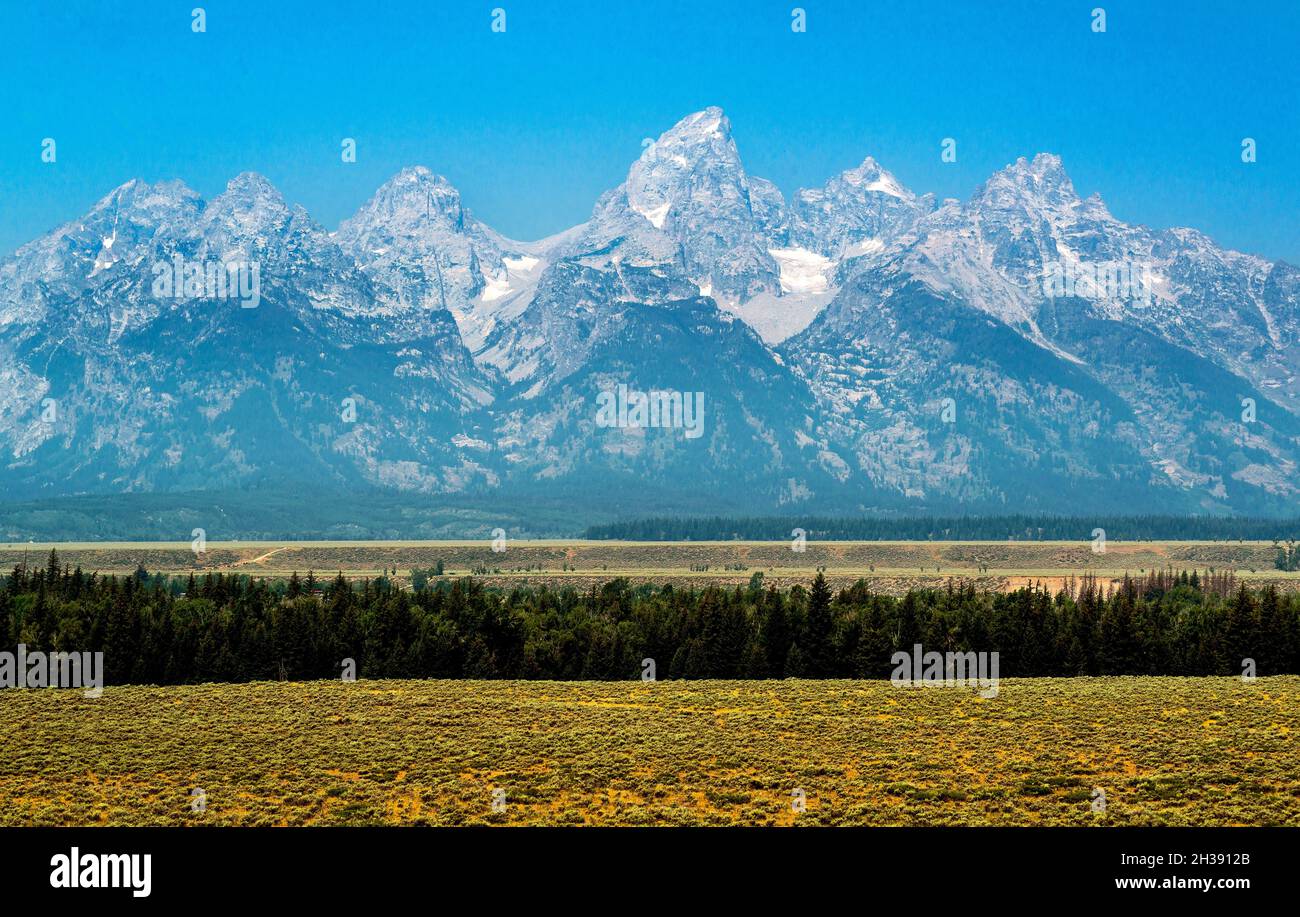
left=2, top=108, right=1296, bottom=517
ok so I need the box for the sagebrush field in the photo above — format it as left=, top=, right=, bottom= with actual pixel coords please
left=1, top=677, right=1296, bottom=826
left=3, top=539, right=1298, bottom=595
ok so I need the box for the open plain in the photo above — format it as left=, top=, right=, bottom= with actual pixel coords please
left=3, top=539, right=1297, bottom=595
left=0, top=677, right=1295, bottom=827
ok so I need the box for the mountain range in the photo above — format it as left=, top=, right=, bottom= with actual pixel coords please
left=3, top=107, right=1298, bottom=524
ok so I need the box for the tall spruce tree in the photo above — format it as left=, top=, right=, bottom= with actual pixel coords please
left=803, top=573, right=834, bottom=677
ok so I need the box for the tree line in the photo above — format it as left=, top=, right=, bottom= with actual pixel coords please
left=2, top=552, right=1297, bottom=685
left=585, top=514, right=1300, bottom=543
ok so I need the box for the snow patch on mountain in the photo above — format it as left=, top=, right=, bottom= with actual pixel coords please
left=635, top=201, right=671, bottom=229
left=4, top=108, right=1300, bottom=516
left=770, top=247, right=834, bottom=294
left=723, top=288, right=837, bottom=344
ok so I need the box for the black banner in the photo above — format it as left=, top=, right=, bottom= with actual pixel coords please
left=0, top=827, right=1285, bottom=904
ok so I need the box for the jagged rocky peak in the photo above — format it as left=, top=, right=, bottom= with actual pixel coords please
left=791, top=154, right=928, bottom=258
left=88, top=177, right=203, bottom=224
left=215, top=171, right=290, bottom=209
left=1076, top=190, right=1119, bottom=224
left=633, top=106, right=741, bottom=179
left=62, top=177, right=203, bottom=251
left=605, top=106, right=755, bottom=231
left=974, top=152, right=1081, bottom=213
left=837, top=155, right=915, bottom=199
left=0, top=177, right=207, bottom=309
left=197, top=172, right=300, bottom=245
left=4, top=109, right=1300, bottom=516
left=585, top=106, right=784, bottom=300
left=335, top=166, right=510, bottom=308
left=339, top=166, right=473, bottom=239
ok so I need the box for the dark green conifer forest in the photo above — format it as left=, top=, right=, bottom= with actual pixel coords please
left=4, top=551, right=1295, bottom=684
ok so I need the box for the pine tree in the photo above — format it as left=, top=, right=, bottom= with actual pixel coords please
left=784, top=643, right=806, bottom=678
left=1223, top=584, right=1260, bottom=674
left=759, top=587, right=792, bottom=677
left=802, top=573, right=834, bottom=677
left=45, top=549, right=61, bottom=592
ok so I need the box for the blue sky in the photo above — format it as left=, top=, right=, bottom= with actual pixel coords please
left=2, top=0, right=1297, bottom=260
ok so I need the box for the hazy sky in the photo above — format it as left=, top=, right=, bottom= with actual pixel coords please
left=2, top=0, right=1297, bottom=260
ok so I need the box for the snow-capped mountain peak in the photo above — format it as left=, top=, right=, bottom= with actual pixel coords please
left=87, top=177, right=202, bottom=223
left=3, top=112, right=1300, bottom=517
left=579, top=107, right=784, bottom=301
left=840, top=155, right=914, bottom=200
left=343, top=166, right=472, bottom=236
left=974, top=152, right=1080, bottom=214
left=336, top=167, right=515, bottom=314
left=789, top=154, right=930, bottom=263
left=622, top=106, right=747, bottom=222
left=217, top=171, right=289, bottom=210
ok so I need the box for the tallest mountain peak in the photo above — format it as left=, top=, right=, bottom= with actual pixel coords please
left=648, top=106, right=735, bottom=156
left=676, top=106, right=728, bottom=133
left=621, top=106, right=749, bottom=217
left=387, top=165, right=456, bottom=191
left=588, top=105, right=780, bottom=299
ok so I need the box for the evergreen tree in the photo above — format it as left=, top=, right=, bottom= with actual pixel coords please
left=802, top=573, right=834, bottom=677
